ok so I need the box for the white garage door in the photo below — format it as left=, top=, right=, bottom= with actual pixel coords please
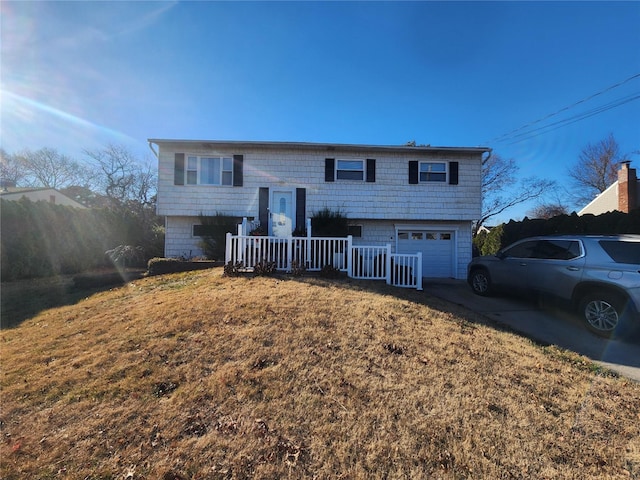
left=397, top=230, right=454, bottom=278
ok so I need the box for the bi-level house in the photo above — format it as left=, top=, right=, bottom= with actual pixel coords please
left=150, top=139, right=491, bottom=279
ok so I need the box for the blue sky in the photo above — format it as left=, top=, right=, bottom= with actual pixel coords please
left=2, top=1, right=639, bottom=222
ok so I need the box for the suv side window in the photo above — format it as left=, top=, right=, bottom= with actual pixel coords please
left=599, top=241, right=640, bottom=264
left=533, top=240, right=581, bottom=260
left=566, top=241, right=582, bottom=259
left=502, top=240, right=538, bottom=258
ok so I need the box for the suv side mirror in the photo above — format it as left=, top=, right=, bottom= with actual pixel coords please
left=496, top=251, right=506, bottom=260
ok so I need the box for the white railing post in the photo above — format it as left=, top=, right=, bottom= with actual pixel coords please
left=225, top=232, right=232, bottom=264
left=236, top=234, right=243, bottom=264
left=287, top=236, right=293, bottom=272
left=305, top=219, right=312, bottom=269
left=386, top=244, right=392, bottom=285
left=346, top=235, right=353, bottom=277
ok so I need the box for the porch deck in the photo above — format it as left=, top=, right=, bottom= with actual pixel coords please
left=225, top=232, right=423, bottom=290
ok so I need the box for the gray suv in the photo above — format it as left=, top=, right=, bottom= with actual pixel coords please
left=467, top=235, right=640, bottom=337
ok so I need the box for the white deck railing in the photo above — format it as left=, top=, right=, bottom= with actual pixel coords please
left=225, top=233, right=423, bottom=290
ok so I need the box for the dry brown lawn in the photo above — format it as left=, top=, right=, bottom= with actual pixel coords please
left=1, top=268, right=639, bottom=479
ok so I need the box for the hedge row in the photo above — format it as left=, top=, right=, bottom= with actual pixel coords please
left=146, top=258, right=222, bottom=276
left=477, top=210, right=640, bottom=255
left=1, top=198, right=163, bottom=281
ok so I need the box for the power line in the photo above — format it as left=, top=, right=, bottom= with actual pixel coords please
left=486, top=72, right=640, bottom=145
left=505, top=92, right=640, bottom=145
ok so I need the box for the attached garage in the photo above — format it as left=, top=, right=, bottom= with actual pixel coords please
left=397, top=228, right=456, bottom=278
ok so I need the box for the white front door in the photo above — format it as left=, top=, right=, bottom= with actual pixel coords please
left=271, top=190, right=294, bottom=237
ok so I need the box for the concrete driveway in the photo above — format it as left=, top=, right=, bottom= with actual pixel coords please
left=425, top=279, right=640, bottom=383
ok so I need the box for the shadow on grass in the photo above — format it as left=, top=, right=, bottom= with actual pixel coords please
left=1, top=269, right=146, bottom=329
left=275, top=272, right=640, bottom=374
left=269, top=271, right=515, bottom=334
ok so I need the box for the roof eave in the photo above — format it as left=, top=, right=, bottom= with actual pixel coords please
left=147, top=139, right=491, bottom=155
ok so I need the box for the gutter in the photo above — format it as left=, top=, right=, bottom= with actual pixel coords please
left=146, top=138, right=492, bottom=155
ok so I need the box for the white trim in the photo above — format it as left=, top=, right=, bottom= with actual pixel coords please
left=336, top=158, right=365, bottom=181
left=149, top=138, right=492, bottom=155
left=185, top=154, right=234, bottom=186
left=418, top=160, right=447, bottom=183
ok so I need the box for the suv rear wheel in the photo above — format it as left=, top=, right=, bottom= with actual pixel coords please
left=578, top=292, right=625, bottom=337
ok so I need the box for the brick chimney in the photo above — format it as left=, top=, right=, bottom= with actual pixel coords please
left=618, top=161, right=637, bottom=213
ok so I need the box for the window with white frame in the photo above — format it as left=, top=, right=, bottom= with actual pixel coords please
left=419, top=162, right=446, bottom=182
left=186, top=156, right=233, bottom=185
left=336, top=159, right=364, bottom=181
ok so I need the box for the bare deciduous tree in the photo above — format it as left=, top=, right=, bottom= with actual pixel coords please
left=83, top=144, right=162, bottom=255
left=568, top=133, right=628, bottom=205
left=526, top=203, right=569, bottom=219
left=14, top=147, right=91, bottom=189
left=84, top=144, right=156, bottom=207
left=0, top=149, right=24, bottom=187
left=475, top=153, right=556, bottom=233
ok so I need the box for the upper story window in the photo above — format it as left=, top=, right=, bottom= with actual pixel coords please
left=186, top=156, right=233, bottom=185
left=325, top=158, right=375, bottom=183
left=336, top=159, right=364, bottom=181
left=419, top=162, right=446, bottom=182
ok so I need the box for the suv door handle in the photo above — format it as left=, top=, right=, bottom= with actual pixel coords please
left=566, top=266, right=580, bottom=271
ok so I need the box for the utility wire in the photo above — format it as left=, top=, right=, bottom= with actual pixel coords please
left=485, top=72, right=640, bottom=144
left=506, top=92, right=640, bottom=145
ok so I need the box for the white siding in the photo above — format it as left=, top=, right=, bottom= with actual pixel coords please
left=165, top=216, right=205, bottom=258
left=353, top=220, right=396, bottom=247
left=166, top=216, right=473, bottom=278
left=156, top=146, right=482, bottom=221
left=578, top=182, right=619, bottom=215
left=156, top=141, right=482, bottom=272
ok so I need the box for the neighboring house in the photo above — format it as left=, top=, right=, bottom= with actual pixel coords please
left=149, top=139, right=491, bottom=279
left=476, top=225, right=495, bottom=235
left=579, top=161, right=639, bottom=215
left=0, top=187, right=86, bottom=209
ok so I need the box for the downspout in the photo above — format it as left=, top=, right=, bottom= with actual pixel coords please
left=148, top=141, right=162, bottom=248
left=475, top=148, right=493, bottom=237
left=148, top=141, right=159, bottom=159
left=481, top=148, right=492, bottom=165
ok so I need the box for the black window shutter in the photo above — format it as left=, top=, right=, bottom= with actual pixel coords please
left=366, top=159, right=376, bottom=183
left=325, top=158, right=335, bottom=182
left=449, top=161, right=459, bottom=185
left=174, top=153, right=185, bottom=185
left=296, top=188, right=306, bottom=232
left=408, top=161, right=418, bottom=184
left=233, top=154, right=243, bottom=186
left=259, top=187, right=269, bottom=230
